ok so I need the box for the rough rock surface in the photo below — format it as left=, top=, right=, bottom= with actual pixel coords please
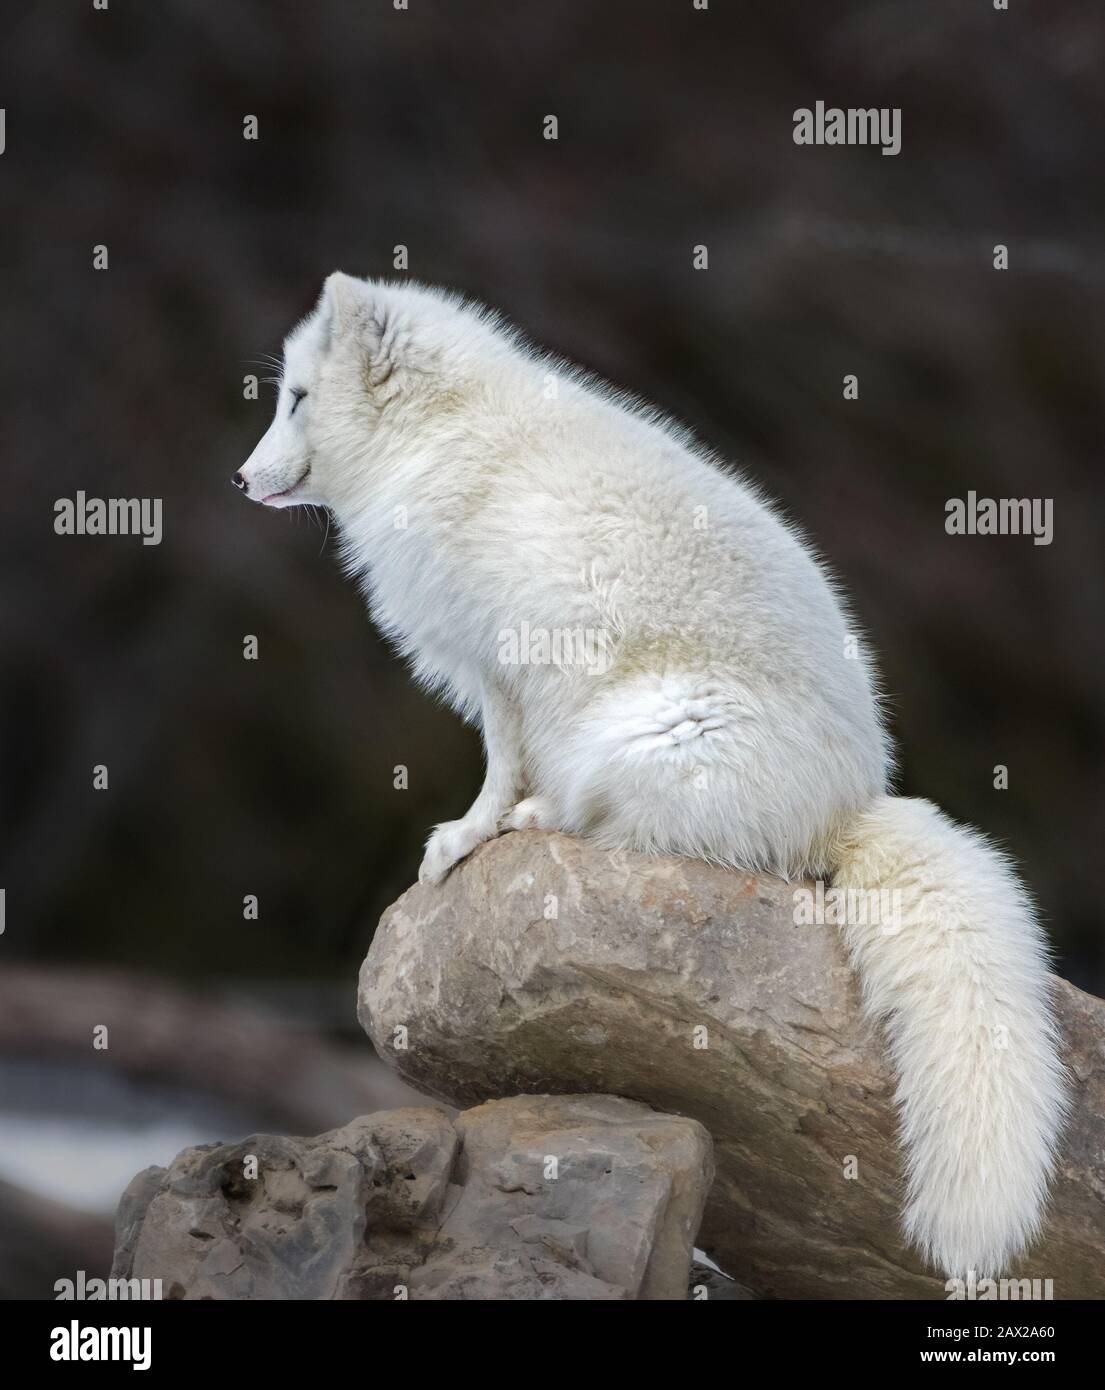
left=359, top=830, right=1105, bottom=1300
left=112, top=1094, right=713, bottom=1300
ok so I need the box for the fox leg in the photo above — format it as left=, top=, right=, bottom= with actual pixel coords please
left=498, top=795, right=560, bottom=832
left=418, top=679, right=525, bottom=884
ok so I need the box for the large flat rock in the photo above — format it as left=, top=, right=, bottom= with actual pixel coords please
left=359, top=829, right=1105, bottom=1299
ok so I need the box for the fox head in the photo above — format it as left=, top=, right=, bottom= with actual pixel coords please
left=234, top=273, right=507, bottom=511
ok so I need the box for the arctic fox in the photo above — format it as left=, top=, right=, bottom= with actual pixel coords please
left=236, top=273, right=1067, bottom=1280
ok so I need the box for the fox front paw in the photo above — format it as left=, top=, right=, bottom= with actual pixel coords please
left=418, top=817, right=497, bottom=885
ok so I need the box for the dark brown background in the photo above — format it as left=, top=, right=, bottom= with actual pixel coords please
left=2, top=0, right=1102, bottom=1012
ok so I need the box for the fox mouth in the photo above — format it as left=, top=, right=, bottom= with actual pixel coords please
left=261, top=464, right=311, bottom=505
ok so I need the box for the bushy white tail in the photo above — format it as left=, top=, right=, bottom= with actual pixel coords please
left=832, top=795, right=1068, bottom=1277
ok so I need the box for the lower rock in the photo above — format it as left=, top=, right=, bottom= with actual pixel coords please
left=112, top=1095, right=713, bottom=1301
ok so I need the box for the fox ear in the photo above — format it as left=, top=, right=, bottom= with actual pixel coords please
left=319, top=271, right=366, bottom=340
left=318, top=272, right=403, bottom=396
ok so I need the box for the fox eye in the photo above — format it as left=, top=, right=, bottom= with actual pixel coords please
left=289, top=388, right=307, bottom=416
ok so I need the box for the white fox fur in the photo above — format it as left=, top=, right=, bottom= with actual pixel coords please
left=238, top=273, right=1068, bottom=1278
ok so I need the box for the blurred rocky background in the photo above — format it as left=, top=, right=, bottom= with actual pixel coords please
left=0, top=0, right=1102, bottom=1296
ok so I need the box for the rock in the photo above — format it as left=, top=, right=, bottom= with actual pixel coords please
left=433, top=1094, right=712, bottom=1300
left=359, top=829, right=1105, bottom=1300
left=111, top=1095, right=713, bottom=1301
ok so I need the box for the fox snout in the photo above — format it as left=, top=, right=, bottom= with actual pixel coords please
left=234, top=422, right=313, bottom=507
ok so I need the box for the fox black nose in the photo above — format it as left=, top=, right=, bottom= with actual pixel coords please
left=231, top=472, right=246, bottom=490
